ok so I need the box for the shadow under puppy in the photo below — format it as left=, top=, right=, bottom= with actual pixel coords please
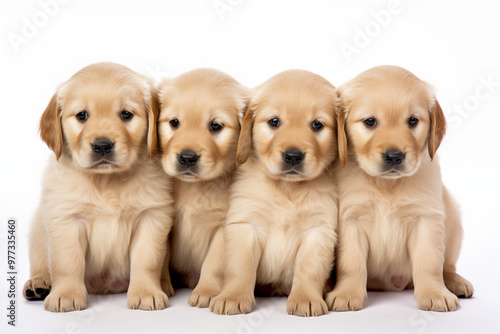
left=23, top=62, right=174, bottom=312
left=210, top=70, right=339, bottom=316
left=326, top=65, right=474, bottom=312
left=157, top=69, right=248, bottom=306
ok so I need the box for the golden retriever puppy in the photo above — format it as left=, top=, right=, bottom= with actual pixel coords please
left=210, top=70, right=339, bottom=316
left=326, top=65, right=474, bottom=312
left=157, top=68, right=248, bottom=307
left=23, top=62, right=174, bottom=312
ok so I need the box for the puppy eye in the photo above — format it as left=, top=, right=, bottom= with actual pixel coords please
left=364, top=118, right=377, bottom=127
left=120, top=110, right=133, bottom=120
left=312, top=120, right=324, bottom=131
left=170, top=119, right=180, bottom=128
left=268, top=118, right=280, bottom=127
left=210, top=122, right=223, bottom=132
left=408, top=117, right=419, bottom=127
left=76, top=111, right=88, bottom=121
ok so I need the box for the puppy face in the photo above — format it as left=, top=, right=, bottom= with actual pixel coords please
left=237, top=70, right=339, bottom=181
left=158, top=69, right=248, bottom=181
left=40, top=62, right=158, bottom=174
left=338, top=65, right=446, bottom=179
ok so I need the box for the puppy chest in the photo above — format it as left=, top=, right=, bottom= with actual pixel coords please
left=365, top=203, right=413, bottom=276
left=171, top=205, right=226, bottom=271
left=258, top=231, right=298, bottom=287
left=84, top=206, right=139, bottom=281
left=257, top=209, right=313, bottom=286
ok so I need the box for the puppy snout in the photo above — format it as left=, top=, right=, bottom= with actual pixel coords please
left=283, top=148, right=305, bottom=166
left=384, top=150, right=405, bottom=166
left=178, top=150, right=199, bottom=168
left=92, top=138, right=114, bottom=156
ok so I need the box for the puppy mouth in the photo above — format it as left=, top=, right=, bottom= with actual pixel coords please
left=283, top=169, right=302, bottom=174
left=378, top=168, right=404, bottom=178
left=175, top=171, right=200, bottom=180
left=88, top=159, right=118, bottom=169
left=280, top=169, right=306, bottom=179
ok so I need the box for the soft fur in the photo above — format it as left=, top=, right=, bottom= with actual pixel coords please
left=325, top=65, right=473, bottom=312
left=210, top=70, right=339, bottom=316
left=23, top=62, right=174, bottom=312
left=157, top=68, right=248, bottom=307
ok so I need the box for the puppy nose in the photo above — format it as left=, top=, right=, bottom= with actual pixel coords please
left=178, top=150, right=199, bottom=168
left=92, top=138, right=114, bottom=156
left=384, top=150, right=405, bottom=166
left=283, top=148, right=305, bottom=166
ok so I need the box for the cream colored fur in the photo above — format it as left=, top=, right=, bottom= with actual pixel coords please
left=210, top=70, right=339, bottom=317
left=325, top=65, right=473, bottom=312
left=23, top=62, right=174, bottom=312
left=157, top=69, right=248, bottom=307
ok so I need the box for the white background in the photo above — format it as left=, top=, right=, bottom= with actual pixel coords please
left=1, top=0, right=499, bottom=333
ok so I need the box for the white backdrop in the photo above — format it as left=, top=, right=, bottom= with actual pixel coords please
left=1, top=0, right=499, bottom=333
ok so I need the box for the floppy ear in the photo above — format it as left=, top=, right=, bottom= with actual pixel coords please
left=147, top=86, right=160, bottom=157
left=235, top=102, right=256, bottom=166
left=337, top=99, right=348, bottom=166
left=237, top=89, right=251, bottom=127
left=39, top=93, right=63, bottom=159
left=428, top=99, right=446, bottom=160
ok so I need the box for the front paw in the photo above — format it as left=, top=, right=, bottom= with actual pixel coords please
left=325, top=288, right=365, bottom=312
left=415, top=288, right=460, bottom=312
left=127, top=288, right=169, bottom=310
left=210, top=292, right=254, bottom=315
left=161, top=278, right=175, bottom=297
left=286, top=292, right=328, bottom=317
left=444, top=272, right=474, bottom=298
left=24, top=273, right=51, bottom=301
left=44, top=286, right=87, bottom=312
left=189, top=285, right=220, bottom=308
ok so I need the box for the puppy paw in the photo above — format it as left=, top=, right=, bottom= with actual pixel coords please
left=188, top=286, right=220, bottom=308
left=444, top=272, right=474, bottom=298
left=325, top=289, right=365, bottom=312
left=44, top=287, right=87, bottom=312
left=286, top=293, right=328, bottom=317
left=416, top=288, right=460, bottom=312
left=24, top=273, right=51, bottom=301
left=161, top=278, right=175, bottom=297
left=127, top=288, right=169, bottom=310
left=210, top=292, right=254, bottom=315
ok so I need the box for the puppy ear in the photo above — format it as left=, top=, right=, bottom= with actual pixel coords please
left=337, top=99, right=348, bottom=166
left=147, top=86, right=160, bottom=157
left=237, top=89, right=251, bottom=127
left=428, top=99, right=446, bottom=160
left=236, top=102, right=256, bottom=166
left=39, top=93, right=63, bottom=159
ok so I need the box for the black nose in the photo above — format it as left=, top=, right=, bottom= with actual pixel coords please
left=283, top=148, right=305, bottom=166
left=384, top=150, right=405, bottom=166
left=178, top=150, right=199, bottom=168
left=92, top=138, right=114, bottom=156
